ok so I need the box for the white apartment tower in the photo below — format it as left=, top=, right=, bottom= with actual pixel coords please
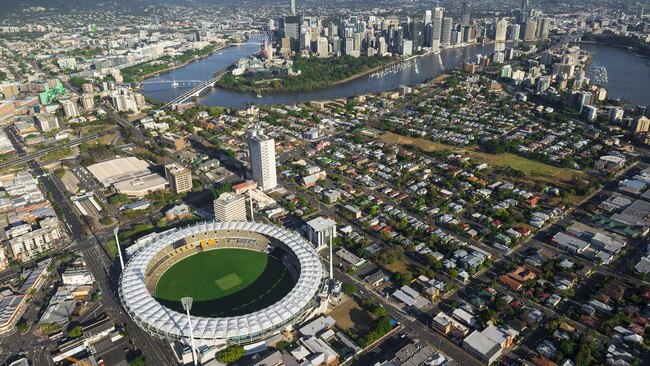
left=213, top=192, right=247, bottom=221
left=247, top=129, right=277, bottom=191
left=495, top=18, right=508, bottom=42
left=164, top=163, right=193, bottom=194
left=60, top=99, right=80, bottom=118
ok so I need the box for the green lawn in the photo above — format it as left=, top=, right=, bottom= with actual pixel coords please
left=380, top=132, right=587, bottom=186
left=155, top=249, right=296, bottom=317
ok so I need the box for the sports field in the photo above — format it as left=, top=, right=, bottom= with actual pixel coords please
left=155, top=248, right=296, bottom=317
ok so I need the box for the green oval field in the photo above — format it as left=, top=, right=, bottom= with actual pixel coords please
left=154, top=248, right=296, bottom=317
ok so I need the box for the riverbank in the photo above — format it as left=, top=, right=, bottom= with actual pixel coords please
left=133, top=42, right=235, bottom=83
left=577, top=33, right=650, bottom=59
left=217, top=55, right=399, bottom=93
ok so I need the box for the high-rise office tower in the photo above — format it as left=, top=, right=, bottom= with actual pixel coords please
left=213, top=192, right=247, bottom=221
left=523, top=18, right=538, bottom=41
left=425, top=23, right=434, bottom=46
left=299, top=27, right=311, bottom=50
left=410, top=20, right=424, bottom=51
left=520, top=0, right=530, bottom=24
left=509, top=24, right=521, bottom=41
left=290, top=0, right=296, bottom=15
left=424, top=10, right=432, bottom=25
left=441, top=17, right=453, bottom=46
left=283, top=16, right=300, bottom=40
left=538, top=17, right=551, bottom=39
left=495, top=18, right=508, bottom=42
left=247, top=130, right=277, bottom=191
left=164, top=163, right=192, bottom=194
left=432, top=7, right=444, bottom=48
left=317, top=37, right=329, bottom=57
left=460, top=1, right=471, bottom=26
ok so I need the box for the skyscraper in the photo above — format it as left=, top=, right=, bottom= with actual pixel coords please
left=520, top=0, right=530, bottom=24
left=460, top=1, right=471, bottom=26
left=523, top=18, right=538, bottom=41
left=283, top=16, right=300, bottom=41
left=247, top=130, right=277, bottom=191
left=441, top=17, right=453, bottom=46
left=290, top=0, right=296, bottom=15
left=509, top=24, right=521, bottom=41
left=495, top=18, right=508, bottom=42
left=538, top=17, right=551, bottom=39
left=410, top=20, right=424, bottom=51
left=432, top=7, right=444, bottom=48
left=424, top=10, right=432, bottom=25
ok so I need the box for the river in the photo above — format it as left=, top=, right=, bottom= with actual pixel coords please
left=581, top=43, right=650, bottom=107
left=143, top=37, right=650, bottom=109
left=143, top=35, right=498, bottom=108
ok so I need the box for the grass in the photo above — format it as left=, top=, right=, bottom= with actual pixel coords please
left=380, top=132, right=587, bottom=186
left=214, top=273, right=243, bottom=291
left=382, top=259, right=409, bottom=275
left=106, top=239, right=118, bottom=259
left=329, top=298, right=374, bottom=333
left=155, top=249, right=296, bottom=317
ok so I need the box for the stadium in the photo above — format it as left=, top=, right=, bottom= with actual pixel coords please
left=119, top=221, right=326, bottom=346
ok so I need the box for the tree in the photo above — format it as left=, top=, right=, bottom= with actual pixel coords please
left=341, top=282, right=357, bottom=296
left=130, top=355, right=146, bottom=366
left=15, top=320, right=29, bottom=333
left=109, top=194, right=129, bottom=205
left=216, top=345, right=244, bottom=364
left=68, top=325, right=83, bottom=338
left=373, top=305, right=388, bottom=318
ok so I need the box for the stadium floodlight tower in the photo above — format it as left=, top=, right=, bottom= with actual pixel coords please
left=181, top=297, right=198, bottom=365
left=113, top=226, right=125, bottom=270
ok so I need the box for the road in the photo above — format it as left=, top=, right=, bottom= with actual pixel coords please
left=0, top=125, right=118, bottom=169
left=2, top=114, right=176, bottom=365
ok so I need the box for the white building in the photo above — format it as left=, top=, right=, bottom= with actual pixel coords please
left=213, top=192, right=247, bottom=221
left=164, top=163, right=192, bottom=194
left=80, top=94, right=95, bottom=109
left=34, top=112, right=60, bottom=132
left=305, top=216, right=336, bottom=251
left=495, top=18, right=508, bottom=42
left=247, top=129, right=277, bottom=191
left=60, top=99, right=80, bottom=118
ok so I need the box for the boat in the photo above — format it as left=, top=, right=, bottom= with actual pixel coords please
left=590, top=65, right=608, bottom=85
left=256, top=93, right=263, bottom=98
left=171, top=77, right=179, bottom=88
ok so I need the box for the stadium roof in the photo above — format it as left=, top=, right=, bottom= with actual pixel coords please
left=119, top=221, right=324, bottom=344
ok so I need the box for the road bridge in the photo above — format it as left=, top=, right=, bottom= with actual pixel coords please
left=161, top=70, right=229, bottom=110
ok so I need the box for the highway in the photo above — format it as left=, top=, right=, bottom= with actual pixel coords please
left=0, top=125, right=118, bottom=169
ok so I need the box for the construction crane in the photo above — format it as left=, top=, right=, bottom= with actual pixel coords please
left=55, top=353, right=95, bottom=366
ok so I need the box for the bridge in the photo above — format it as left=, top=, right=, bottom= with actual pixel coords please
left=161, top=70, right=229, bottom=110
left=141, top=77, right=205, bottom=86
left=549, top=29, right=584, bottom=51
